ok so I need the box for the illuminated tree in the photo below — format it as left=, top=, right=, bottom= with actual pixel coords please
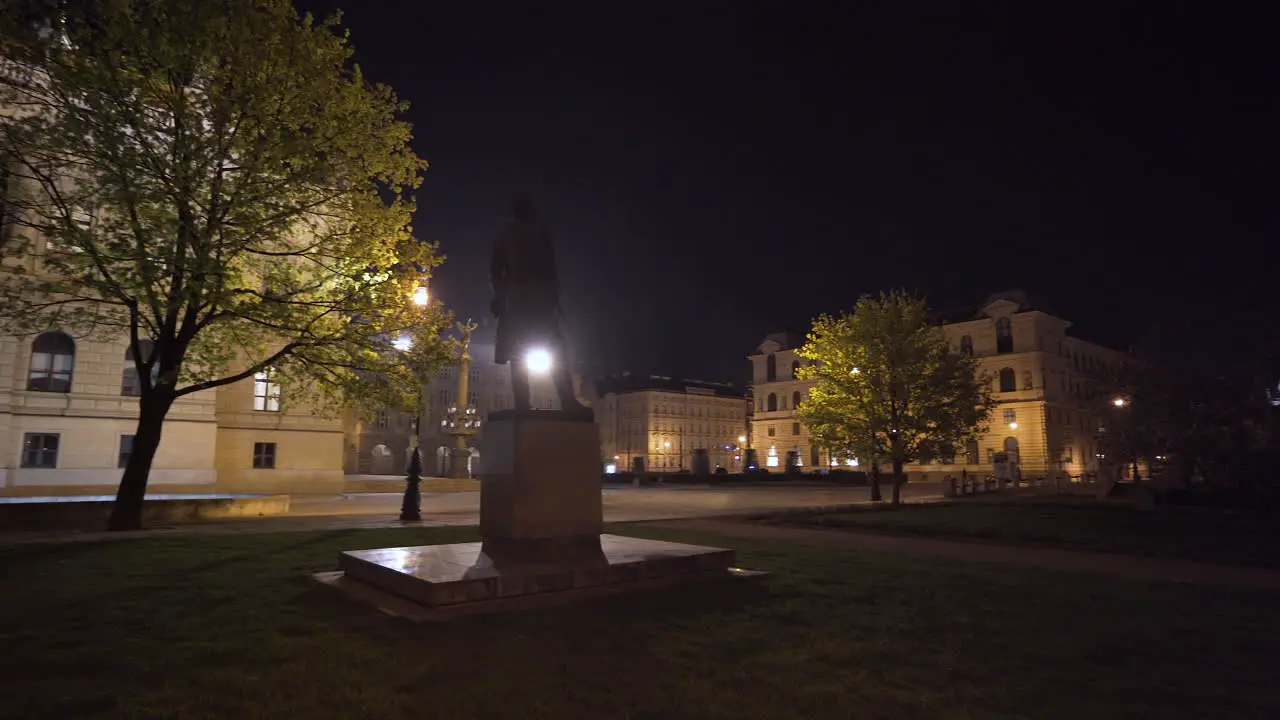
left=0, top=0, right=449, bottom=529
left=797, top=291, right=994, bottom=504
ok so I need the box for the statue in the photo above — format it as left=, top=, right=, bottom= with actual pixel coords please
left=490, top=195, right=586, bottom=413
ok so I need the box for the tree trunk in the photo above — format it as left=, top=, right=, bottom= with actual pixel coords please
left=869, top=461, right=883, bottom=502
left=108, top=391, right=175, bottom=531
left=891, top=458, right=904, bottom=505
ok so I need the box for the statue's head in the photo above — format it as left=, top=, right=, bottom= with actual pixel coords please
left=512, top=193, right=537, bottom=222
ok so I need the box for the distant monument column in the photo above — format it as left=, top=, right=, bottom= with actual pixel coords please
left=445, top=323, right=479, bottom=478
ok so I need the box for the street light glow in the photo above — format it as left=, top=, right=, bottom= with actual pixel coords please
left=524, top=347, right=552, bottom=375
left=412, top=285, right=429, bottom=306
left=1113, top=397, right=1128, bottom=407
left=1008, top=422, right=1018, bottom=429
left=738, top=435, right=746, bottom=443
left=850, top=367, right=861, bottom=375
left=392, top=335, right=412, bottom=351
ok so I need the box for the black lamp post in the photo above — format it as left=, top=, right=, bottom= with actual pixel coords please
left=397, top=281, right=430, bottom=522
left=399, top=426, right=422, bottom=522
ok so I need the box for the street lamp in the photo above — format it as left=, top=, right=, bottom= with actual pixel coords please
left=412, top=284, right=429, bottom=306
left=1112, top=397, right=1128, bottom=408
left=392, top=333, right=422, bottom=522
left=525, top=347, right=552, bottom=375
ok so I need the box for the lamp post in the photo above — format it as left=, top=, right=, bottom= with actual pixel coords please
left=443, top=322, right=480, bottom=478
left=398, top=282, right=429, bottom=522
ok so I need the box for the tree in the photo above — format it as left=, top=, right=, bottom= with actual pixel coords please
left=797, top=291, right=994, bottom=504
left=0, top=0, right=448, bottom=529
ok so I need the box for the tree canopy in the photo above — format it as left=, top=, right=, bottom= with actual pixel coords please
left=0, top=0, right=448, bottom=528
left=796, top=291, right=994, bottom=502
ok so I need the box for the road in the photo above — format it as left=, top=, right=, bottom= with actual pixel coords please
left=287, top=482, right=946, bottom=524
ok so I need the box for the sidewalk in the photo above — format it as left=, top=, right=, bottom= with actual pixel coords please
left=643, top=517, right=1280, bottom=592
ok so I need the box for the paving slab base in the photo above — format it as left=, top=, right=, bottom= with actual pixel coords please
left=324, top=533, right=758, bottom=619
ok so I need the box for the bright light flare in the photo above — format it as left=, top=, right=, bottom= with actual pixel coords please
left=1112, top=397, right=1128, bottom=407
left=524, top=347, right=552, bottom=375
left=392, top=335, right=412, bottom=351
left=412, top=285, right=429, bottom=306
left=1008, top=422, right=1018, bottom=429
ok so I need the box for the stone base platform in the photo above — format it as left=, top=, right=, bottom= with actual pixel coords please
left=321, top=534, right=756, bottom=620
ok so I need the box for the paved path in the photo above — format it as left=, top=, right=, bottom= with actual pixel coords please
left=645, top=518, right=1280, bottom=592
left=0, top=484, right=944, bottom=545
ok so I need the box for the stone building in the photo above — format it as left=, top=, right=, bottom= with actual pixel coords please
left=748, top=291, right=1128, bottom=479
left=591, top=373, right=749, bottom=474
left=0, top=329, right=344, bottom=496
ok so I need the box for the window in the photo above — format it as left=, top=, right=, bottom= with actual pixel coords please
left=766, top=445, right=779, bottom=467
left=468, top=390, right=478, bottom=407
left=792, top=390, right=802, bottom=408
left=439, top=367, right=453, bottom=380
left=118, top=435, right=134, bottom=469
left=790, top=359, right=800, bottom=379
left=996, top=317, right=1013, bottom=354
left=375, top=409, right=388, bottom=428
left=1003, top=408, right=1017, bottom=425
left=21, top=433, right=59, bottom=468
left=1003, top=437, right=1020, bottom=455
left=1022, top=370, right=1033, bottom=390
left=766, top=353, right=777, bottom=382
left=767, top=425, right=776, bottom=437
left=469, top=367, right=480, bottom=384
left=965, top=439, right=980, bottom=465
left=767, top=393, right=777, bottom=412
left=253, top=368, right=281, bottom=411
left=27, top=332, right=75, bottom=392
left=959, top=335, right=973, bottom=356
left=438, top=389, right=449, bottom=412
left=252, top=442, right=277, bottom=469
left=121, top=340, right=157, bottom=396
left=998, top=367, right=1016, bottom=393
left=792, top=422, right=800, bottom=436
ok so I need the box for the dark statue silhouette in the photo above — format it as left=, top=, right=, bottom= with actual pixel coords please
left=490, top=195, right=586, bottom=413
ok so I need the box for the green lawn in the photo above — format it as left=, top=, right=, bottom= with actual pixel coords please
left=771, top=499, right=1280, bottom=568
left=1, top=524, right=1278, bottom=719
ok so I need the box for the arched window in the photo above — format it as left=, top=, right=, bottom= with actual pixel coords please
left=121, top=340, right=157, bottom=396
left=996, top=317, right=1013, bottom=354
left=27, top=332, right=75, bottom=392
left=998, top=367, right=1016, bottom=393
left=790, top=359, right=800, bottom=379
left=959, top=335, right=973, bottom=356
left=1003, top=436, right=1020, bottom=457
left=792, top=390, right=802, bottom=408
left=766, top=353, right=777, bottom=382
left=767, top=393, right=778, bottom=412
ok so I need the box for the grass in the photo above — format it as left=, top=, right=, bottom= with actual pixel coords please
left=769, top=498, right=1280, bottom=568
left=1, top=524, right=1278, bottom=719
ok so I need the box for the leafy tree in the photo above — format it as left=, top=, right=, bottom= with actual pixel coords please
left=797, top=291, right=994, bottom=504
left=0, top=0, right=448, bottom=529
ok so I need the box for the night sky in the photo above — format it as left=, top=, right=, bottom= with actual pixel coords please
left=299, top=1, right=1275, bottom=382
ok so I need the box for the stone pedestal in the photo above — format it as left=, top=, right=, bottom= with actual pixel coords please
left=323, top=409, right=754, bottom=619
left=479, top=409, right=603, bottom=544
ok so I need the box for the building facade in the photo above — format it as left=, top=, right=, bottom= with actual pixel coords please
left=748, top=292, right=1128, bottom=479
left=0, top=329, right=344, bottom=496
left=592, top=374, right=748, bottom=474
